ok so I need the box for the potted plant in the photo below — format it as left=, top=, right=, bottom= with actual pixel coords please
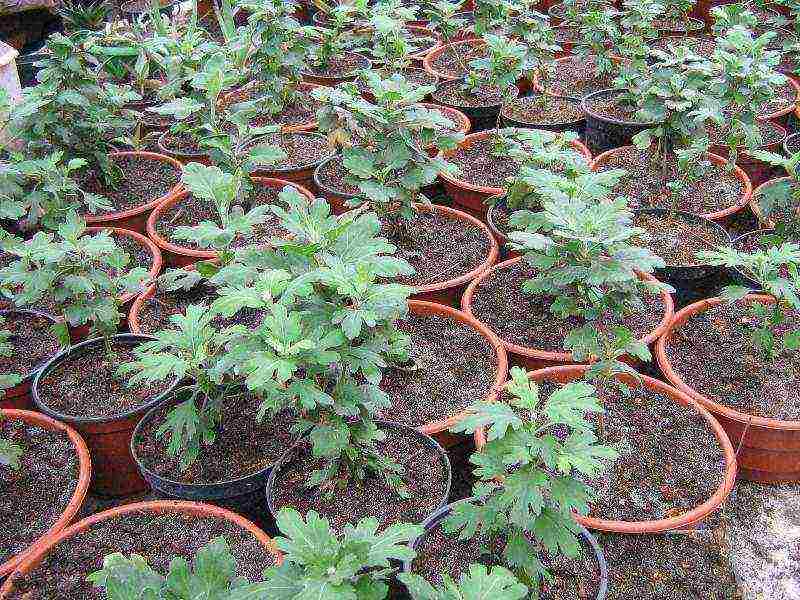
left=657, top=242, right=800, bottom=482
left=302, top=4, right=371, bottom=85
left=312, top=73, right=499, bottom=305
left=748, top=148, right=800, bottom=236
left=400, top=564, right=528, bottom=600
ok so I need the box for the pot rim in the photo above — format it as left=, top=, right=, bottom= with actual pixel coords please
left=750, top=175, right=792, bottom=228
left=0, top=309, right=61, bottom=385
left=220, top=81, right=325, bottom=133
left=760, top=74, right=800, bottom=121
left=422, top=38, right=485, bottom=81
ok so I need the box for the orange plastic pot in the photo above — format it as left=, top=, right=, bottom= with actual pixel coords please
left=416, top=103, right=471, bottom=157
left=409, top=300, right=508, bottom=448
left=761, top=76, right=800, bottom=124
left=461, top=257, right=675, bottom=371
left=656, top=294, right=800, bottom=482
left=591, top=147, right=753, bottom=225
left=709, top=121, right=788, bottom=189
left=83, top=151, right=184, bottom=234
left=221, top=82, right=326, bottom=133
left=0, top=500, right=282, bottom=596
left=146, top=178, right=315, bottom=268
left=750, top=176, right=791, bottom=229
left=438, top=130, right=592, bottom=219
left=423, top=39, right=485, bottom=81
left=0, top=409, right=91, bottom=578
left=473, top=365, right=737, bottom=532
left=301, top=52, right=371, bottom=86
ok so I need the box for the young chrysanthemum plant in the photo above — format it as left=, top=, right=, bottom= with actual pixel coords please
left=748, top=150, right=800, bottom=243
left=440, top=367, right=617, bottom=593
left=698, top=243, right=800, bottom=361
left=87, top=536, right=270, bottom=599
left=264, top=508, right=421, bottom=599
left=0, top=212, right=150, bottom=348
left=399, top=564, right=528, bottom=600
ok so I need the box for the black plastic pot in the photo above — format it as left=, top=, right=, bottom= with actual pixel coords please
left=16, top=47, right=48, bottom=87
left=432, top=80, right=519, bottom=133
left=265, top=420, right=453, bottom=527
left=400, top=497, right=609, bottom=599
left=581, top=89, right=655, bottom=155
left=500, top=95, right=586, bottom=136
left=253, top=132, right=336, bottom=192
left=312, top=155, right=358, bottom=214
left=485, top=195, right=519, bottom=259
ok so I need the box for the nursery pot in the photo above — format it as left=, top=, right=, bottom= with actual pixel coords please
left=783, top=131, right=800, bottom=157
left=590, top=147, right=754, bottom=225
left=581, top=89, right=657, bottom=155
left=437, top=130, right=593, bottom=219
left=157, top=131, right=211, bottom=165
left=474, top=365, right=737, bottom=532
left=146, top=177, right=315, bottom=268
left=760, top=76, right=800, bottom=126
left=408, top=300, right=508, bottom=448
left=0, top=500, right=282, bottom=597
left=499, top=95, right=586, bottom=136
left=422, top=39, right=484, bottom=81
left=0, top=409, right=91, bottom=579
left=415, top=102, right=471, bottom=157
left=250, top=132, right=336, bottom=192
left=301, top=52, right=371, bottom=86
left=0, top=310, right=60, bottom=411
left=656, top=294, right=800, bottom=482
left=431, top=80, right=518, bottom=133
left=709, top=121, right=788, bottom=188
left=461, top=256, right=675, bottom=371
left=750, top=176, right=791, bottom=229
left=83, top=151, right=184, bottom=234
left=32, top=334, right=180, bottom=497
left=221, top=82, right=325, bottom=133
left=401, top=497, right=609, bottom=599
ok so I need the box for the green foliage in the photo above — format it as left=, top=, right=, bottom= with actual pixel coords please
left=57, top=0, right=110, bottom=34
left=0, top=316, right=22, bottom=397
left=369, top=8, right=426, bottom=74
left=444, top=367, right=616, bottom=592
left=263, top=507, right=421, bottom=599
left=571, top=4, right=620, bottom=78
left=0, top=212, right=149, bottom=346
left=0, top=428, right=23, bottom=472
left=464, top=34, right=527, bottom=108
left=87, top=536, right=270, bottom=600
left=399, top=564, right=528, bottom=600
left=308, top=2, right=368, bottom=69
left=749, top=150, right=800, bottom=242
left=473, top=0, right=521, bottom=35
left=422, top=0, right=469, bottom=44
left=698, top=243, right=800, bottom=360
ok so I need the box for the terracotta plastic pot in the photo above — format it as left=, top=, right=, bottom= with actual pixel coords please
left=591, top=146, right=753, bottom=225
left=251, top=132, right=336, bottom=192
left=0, top=500, right=282, bottom=596
left=750, top=176, right=792, bottom=229
left=156, top=131, right=210, bottom=165
left=761, top=76, right=800, bottom=124
left=415, top=102, right=471, bottom=157
left=221, top=82, right=326, bottom=133
left=83, top=151, right=184, bottom=234
left=437, top=130, right=592, bottom=219
left=146, top=177, right=315, bottom=268
left=32, top=334, right=180, bottom=497
left=0, top=310, right=60, bottom=411
left=461, top=257, right=675, bottom=371
left=301, top=52, right=371, bottom=86
left=408, top=300, right=508, bottom=447
left=474, top=365, right=737, bottom=532
left=423, top=39, right=484, bottom=81
left=656, top=294, right=800, bottom=482
left=406, top=25, right=440, bottom=65
left=485, top=196, right=516, bottom=258
left=0, top=408, right=91, bottom=579
left=710, top=121, right=788, bottom=188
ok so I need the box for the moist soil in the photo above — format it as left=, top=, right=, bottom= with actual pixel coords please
left=304, top=52, right=369, bottom=79
left=160, top=132, right=205, bottom=156
left=596, top=530, right=740, bottom=598
left=155, top=187, right=290, bottom=251
left=257, top=132, right=333, bottom=171
left=6, top=510, right=275, bottom=599
left=134, top=391, right=298, bottom=484
left=786, top=134, right=800, bottom=155
left=652, top=35, right=717, bottom=55
left=653, top=17, right=703, bottom=32
left=411, top=522, right=602, bottom=599
left=542, top=55, right=614, bottom=99
left=431, top=79, right=506, bottom=109
left=250, top=94, right=323, bottom=130
left=269, top=425, right=449, bottom=532
left=469, top=260, right=665, bottom=350
left=377, top=312, right=498, bottom=427
left=37, top=342, right=172, bottom=419
left=0, top=311, right=61, bottom=380
left=598, top=147, right=745, bottom=215
left=632, top=212, right=729, bottom=267
left=0, top=418, right=79, bottom=564
left=707, top=119, right=786, bottom=148
left=583, top=94, right=650, bottom=123
left=446, top=134, right=522, bottom=189
left=429, top=44, right=486, bottom=79
left=501, top=95, right=583, bottom=126
left=79, top=155, right=180, bottom=213
left=760, top=79, right=797, bottom=116
left=754, top=178, right=799, bottom=225
left=664, top=300, right=800, bottom=420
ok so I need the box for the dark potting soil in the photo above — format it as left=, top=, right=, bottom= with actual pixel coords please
left=6, top=510, right=275, bottom=599
left=707, top=118, right=786, bottom=148
left=134, top=391, right=297, bottom=484
left=429, top=44, right=486, bottom=79
left=597, top=530, right=739, bottom=598
left=652, top=35, right=717, bottom=55
left=760, top=79, right=797, bottom=116
left=155, top=188, right=290, bottom=251
left=0, top=311, right=61, bottom=380
left=317, top=157, right=359, bottom=196
left=469, top=260, right=665, bottom=350
left=543, top=55, right=613, bottom=99
left=269, top=426, right=449, bottom=532
left=554, top=25, right=581, bottom=45
left=786, top=134, right=800, bottom=155
left=160, top=132, right=204, bottom=156
left=411, top=524, right=602, bottom=599
left=664, top=301, right=800, bottom=420
left=598, top=147, right=745, bottom=216
left=447, top=134, right=522, bottom=189
left=113, top=231, right=153, bottom=275
left=632, top=212, right=729, bottom=267
left=304, top=52, right=370, bottom=78
left=258, top=132, right=333, bottom=171
left=431, top=79, right=506, bottom=109
left=653, top=17, right=703, bottom=32
left=252, top=95, right=323, bottom=130
left=583, top=94, right=650, bottom=124
left=0, top=418, right=79, bottom=564
left=37, top=343, right=172, bottom=419
left=377, top=312, right=498, bottom=427
left=501, top=95, right=583, bottom=126
left=755, top=178, right=800, bottom=225
left=79, top=155, right=180, bottom=213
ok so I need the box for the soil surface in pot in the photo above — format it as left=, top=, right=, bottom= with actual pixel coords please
left=0, top=311, right=61, bottom=380
left=652, top=35, right=717, bottom=55
left=707, top=118, right=786, bottom=148
left=632, top=212, right=729, bottom=267
left=79, top=155, right=180, bottom=213
left=755, top=179, right=799, bottom=226
left=411, top=523, right=602, bottom=599
left=532, top=379, right=726, bottom=523
left=760, top=79, right=797, bottom=116
left=446, top=134, right=521, bottom=189
left=304, top=53, right=369, bottom=78
left=0, top=418, right=79, bottom=564
left=5, top=510, right=275, bottom=599
left=653, top=16, right=703, bottom=32
left=431, top=80, right=505, bottom=108
left=155, top=187, right=290, bottom=251
left=160, top=131, right=204, bottom=156
left=598, top=147, right=745, bottom=215
left=378, top=312, right=498, bottom=427
left=270, top=426, right=449, bottom=532
left=583, top=94, right=650, bottom=123
left=786, top=134, right=800, bottom=155
left=135, top=391, right=297, bottom=484
left=596, top=529, right=739, bottom=598
left=543, top=55, right=613, bottom=98
left=470, top=260, right=665, bottom=350
left=429, top=44, right=486, bottom=79
left=38, top=342, right=172, bottom=419
left=501, top=95, right=583, bottom=126
left=664, top=300, right=800, bottom=420
left=252, top=95, right=323, bottom=130
left=257, top=132, right=332, bottom=171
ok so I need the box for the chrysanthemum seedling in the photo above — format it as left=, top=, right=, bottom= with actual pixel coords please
left=400, top=564, right=528, bottom=600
